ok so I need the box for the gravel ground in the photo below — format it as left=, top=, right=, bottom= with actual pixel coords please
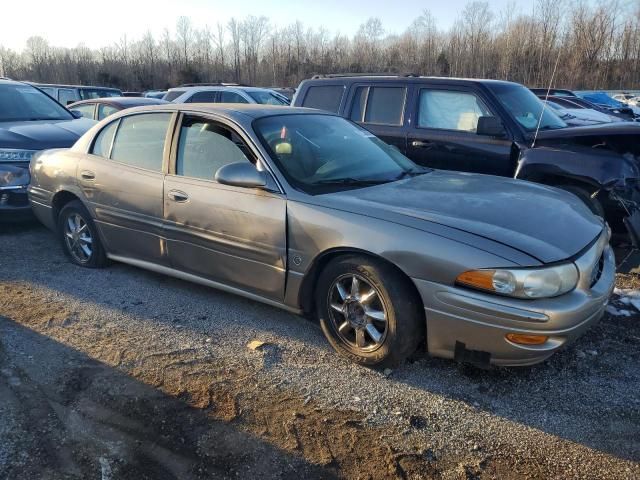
left=0, top=223, right=639, bottom=479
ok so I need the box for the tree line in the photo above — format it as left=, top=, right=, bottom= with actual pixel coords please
left=1, top=0, right=639, bottom=91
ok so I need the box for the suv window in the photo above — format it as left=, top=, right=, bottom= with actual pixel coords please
left=301, top=85, right=344, bottom=113
left=188, top=91, right=218, bottom=103
left=110, top=113, right=171, bottom=171
left=164, top=90, right=185, bottom=102
left=58, top=88, right=77, bottom=106
left=350, top=86, right=406, bottom=126
left=219, top=91, right=248, bottom=103
left=176, top=115, right=252, bottom=180
left=91, top=120, right=119, bottom=157
left=418, top=90, right=492, bottom=132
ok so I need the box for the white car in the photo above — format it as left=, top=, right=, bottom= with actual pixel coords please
left=612, top=93, right=640, bottom=106
left=163, top=85, right=290, bottom=106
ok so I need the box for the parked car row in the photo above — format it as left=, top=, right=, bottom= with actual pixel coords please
left=0, top=74, right=634, bottom=369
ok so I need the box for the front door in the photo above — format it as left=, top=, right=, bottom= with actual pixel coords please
left=77, top=112, right=173, bottom=264
left=163, top=114, right=287, bottom=301
left=406, top=88, right=513, bottom=176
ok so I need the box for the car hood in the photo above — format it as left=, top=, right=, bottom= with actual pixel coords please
left=534, top=122, right=640, bottom=140
left=320, top=171, right=603, bottom=264
left=0, top=118, right=95, bottom=151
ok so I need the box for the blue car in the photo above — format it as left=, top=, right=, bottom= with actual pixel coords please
left=0, top=78, right=95, bottom=221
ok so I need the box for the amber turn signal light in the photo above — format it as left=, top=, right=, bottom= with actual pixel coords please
left=505, top=333, right=548, bottom=345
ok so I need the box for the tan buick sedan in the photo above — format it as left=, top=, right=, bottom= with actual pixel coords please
left=28, top=104, right=614, bottom=368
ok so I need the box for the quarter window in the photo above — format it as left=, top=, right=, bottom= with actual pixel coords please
left=418, top=90, right=492, bottom=132
left=58, top=88, right=77, bottom=106
left=301, top=85, right=344, bottom=113
left=175, top=116, right=252, bottom=181
left=350, top=86, right=406, bottom=126
left=110, top=113, right=171, bottom=171
left=91, top=120, right=119, bottom=157
left=71, top=103, right=96, bottom=119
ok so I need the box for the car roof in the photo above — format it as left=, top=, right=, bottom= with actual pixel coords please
left=34, top=83, right=121, bottom=91
left=69, top=97, right=169, bottom=107
left=166, top=85, right=278, bottom=93
left=117, top=103, right=327, bottom=121
left=301, top=75, right=521, bottom=88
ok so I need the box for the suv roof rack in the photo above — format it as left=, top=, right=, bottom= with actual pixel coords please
left=177, top=82, right=251, bottom=87
left=310, top=73, right=420, bottom=79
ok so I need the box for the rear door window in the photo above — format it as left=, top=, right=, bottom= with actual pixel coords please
left=349, top=86, right=406, bottom=126
left=164, top=90, right=186, bottom=102
left=219, top=91, right=249, bottom=103
left=110, top=113, right=172, bottom=171
left=188, top=91, right=218, bottom=103
left=301, top=85, right=344, bottom=113
left=418, top=89, right=492, bottom=132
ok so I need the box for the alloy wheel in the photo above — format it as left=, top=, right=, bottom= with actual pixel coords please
left=64, top=213, right=93, bottom=264
left=327, top=274, right=388, bottom=352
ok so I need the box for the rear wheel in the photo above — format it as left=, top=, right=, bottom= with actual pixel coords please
left=315, top=255, right=423, bottom=368
left=57, top=200, right=107, bottom=268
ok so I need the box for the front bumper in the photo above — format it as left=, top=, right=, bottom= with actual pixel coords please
left=0, top=185, right=33, bottom=221
left=413, top=233, right=615, bottom=366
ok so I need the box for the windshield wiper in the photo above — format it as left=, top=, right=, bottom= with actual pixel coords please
left=313, top=177, right=391, bottom=186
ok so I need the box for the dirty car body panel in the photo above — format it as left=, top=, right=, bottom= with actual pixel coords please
left=29, top=104, right=614, bottom=366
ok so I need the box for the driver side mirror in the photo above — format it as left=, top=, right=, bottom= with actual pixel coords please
left=215, top=162, right=268, bottom=189
left=476, top=116, right=506, bottom=137
left=70, top=110, right=84, bottom=119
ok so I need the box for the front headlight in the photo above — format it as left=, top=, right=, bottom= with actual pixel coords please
left=0, top=165, right=31, bottom=188
left=456, top=263, right=579, bottom=299
left=0, top=149, right=37, bottom=162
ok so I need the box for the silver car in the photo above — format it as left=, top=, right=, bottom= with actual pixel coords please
left=28, top=104, right=615, bottom=367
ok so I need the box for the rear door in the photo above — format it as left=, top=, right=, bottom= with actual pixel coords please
left=163, top=113, right=287, bottom=301
left=345, top=84, right=409, bottom=153
left=406, top=86, right=513, bottom=176
left=77, top=112, right=174, bottom=264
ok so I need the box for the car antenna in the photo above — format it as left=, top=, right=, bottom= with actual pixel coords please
left=531, top=49, right=562, bottom=148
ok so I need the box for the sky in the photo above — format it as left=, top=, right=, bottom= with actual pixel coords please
left=0, top=0, right=557, bottom=51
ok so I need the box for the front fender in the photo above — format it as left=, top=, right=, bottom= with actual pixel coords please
left=515, top=145, right=639, bottom=190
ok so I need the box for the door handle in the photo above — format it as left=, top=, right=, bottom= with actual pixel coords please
left=167, top=190, right=189, bottom=202
left=80, top=170, right=95, bottom=180
left=411, top=140, right=433, bottom=149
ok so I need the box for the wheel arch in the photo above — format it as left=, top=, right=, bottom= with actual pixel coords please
left=297, top=247, right=426, bottom=321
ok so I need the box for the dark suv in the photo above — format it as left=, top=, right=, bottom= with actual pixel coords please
left=293, top=75, right=640, bottom=242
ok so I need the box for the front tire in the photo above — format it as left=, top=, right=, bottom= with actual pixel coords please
left=57, top=200, right=107, bottom=268
left=559, top=185, right=605, bottom=218
left=315, top=255, right=424, bottom=368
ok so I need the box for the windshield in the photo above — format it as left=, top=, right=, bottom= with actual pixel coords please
left=247, top=90, right=289, bottom=105
left=254, top=114, right=425, bottom=194
left=0, top=83, right=73, bottom=122
left=489, top=83, right=567, bottom=131
left=580, top=93, right=625, bottom=108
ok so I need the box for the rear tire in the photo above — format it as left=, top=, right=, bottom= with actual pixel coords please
left=57, top=200, right=107, bottom=268
left=315, top=255, right=424, bottom=368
